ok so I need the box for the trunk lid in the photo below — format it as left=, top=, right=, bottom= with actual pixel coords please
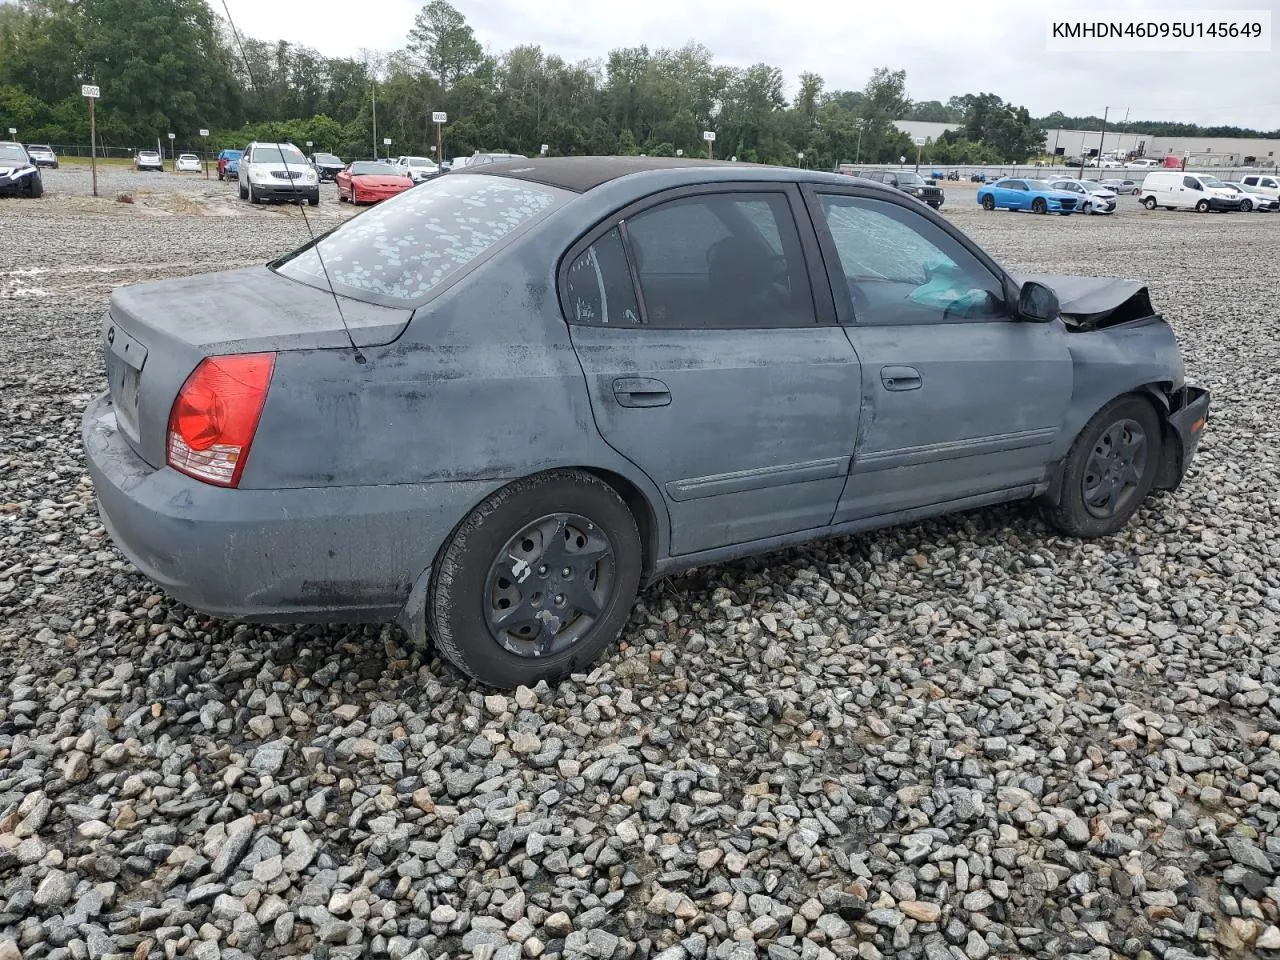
left=103, top=265, right=411, bottom=467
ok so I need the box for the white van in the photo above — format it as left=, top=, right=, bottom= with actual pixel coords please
left=1240, top=174, right=1280, bottom=202
left=1140, top=171, right=1242, bottom=212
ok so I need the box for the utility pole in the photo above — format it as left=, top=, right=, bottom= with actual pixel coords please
left=372, top=81, right=377, bottom=159
left=1079, top=106, right=1108, bottom=178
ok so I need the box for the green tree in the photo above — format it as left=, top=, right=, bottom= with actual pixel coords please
left=407, top=0, right=484, bottom=88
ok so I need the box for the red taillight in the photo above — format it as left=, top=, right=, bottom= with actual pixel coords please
left=166, top=353, right=275, bottom=488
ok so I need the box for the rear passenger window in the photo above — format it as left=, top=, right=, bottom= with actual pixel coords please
left=564, top=228, right=640, bottom=326
left=623, top=193, right=816, bottom=329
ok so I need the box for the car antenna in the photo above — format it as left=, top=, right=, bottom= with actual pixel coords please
left=218, top=0, right=366, bottom=364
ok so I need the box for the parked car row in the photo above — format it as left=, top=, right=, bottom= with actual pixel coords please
left=1139, top=171, right=1278, bottom=212
left=976, top=171, right=1279, bottom=216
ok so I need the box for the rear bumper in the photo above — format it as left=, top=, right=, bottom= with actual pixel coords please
left=1156, top=385, right=1210, bottom=491
left=82, top=393, right=500, bottom=623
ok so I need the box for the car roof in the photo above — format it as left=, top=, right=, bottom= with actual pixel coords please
left=460, top=155, right=864, bottom=194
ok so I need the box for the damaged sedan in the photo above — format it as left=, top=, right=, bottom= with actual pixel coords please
left=0, top=141, right=44, bottom=198
left=82, top=158, right=1210, bottom=688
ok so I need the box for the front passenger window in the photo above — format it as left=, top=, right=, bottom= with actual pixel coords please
left=817, top=194, right=1005, bottom=325
left=1184, top=177, right=1202, bottom=190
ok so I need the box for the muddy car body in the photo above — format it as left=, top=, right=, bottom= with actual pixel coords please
left=83, top=158, right=1209, bottom=687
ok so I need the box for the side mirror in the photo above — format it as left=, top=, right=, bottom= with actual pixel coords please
left=1017, top=281, right=1059, bottom=323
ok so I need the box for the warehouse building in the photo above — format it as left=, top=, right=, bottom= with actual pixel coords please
left=894, top=120, right=1280, bottom=167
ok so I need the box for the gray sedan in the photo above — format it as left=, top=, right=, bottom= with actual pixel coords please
left=83, top=158, right=1210, bottom=687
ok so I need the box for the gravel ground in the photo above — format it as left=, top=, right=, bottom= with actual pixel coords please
left=1, top=167, right=1279, bottom=960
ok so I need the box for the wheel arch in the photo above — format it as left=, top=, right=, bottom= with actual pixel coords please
left=395, top=462, right=669, bottom=649
left=1041, top=383, right=1174, bottom=506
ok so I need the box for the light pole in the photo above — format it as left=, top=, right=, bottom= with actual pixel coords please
left=854, top=119, right=865, bottom=165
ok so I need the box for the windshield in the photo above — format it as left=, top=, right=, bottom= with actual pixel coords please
left=350, top=161, right=399, bottom=176
left=275, top=174, right=567, bottom=307
left=0, top=145, right=27, bottom=163
left=896, top=173, right=925, bottom=187
left=1200, top=175, right=1224, bottom=186
left=251, top=145, right=306, bottom=165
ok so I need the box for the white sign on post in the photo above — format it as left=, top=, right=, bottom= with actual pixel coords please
left=168, top=133, right=175, bottom=140
left=540, top=144, right=549, bottom=156
left=7, top=128, right=15, bottom=135
left=702, top=131, right=716, bottom=142
left=199, top=129, right=209, bottom=137
left=305, top=140, right=313, bottom=147
left=914, top=137, right=926, bottom=145
left=81, top=84, right=100, bottom=99
left=384, top=138, right=392, bottom=146
left=899, top=155, right=906, bottom=163
left=676, top=149, right=683, bottom=157
left=432, top=112, right=447, bottom=124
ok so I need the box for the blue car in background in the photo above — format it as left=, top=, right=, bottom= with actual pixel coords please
left=216, top=149, right=242, bottom=181
left=978, top=178, right=1080, bottom=215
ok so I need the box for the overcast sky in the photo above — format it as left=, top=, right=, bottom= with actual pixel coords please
left=221, top=0, right=1280, bottom=130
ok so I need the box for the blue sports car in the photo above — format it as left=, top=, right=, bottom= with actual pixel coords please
left=977, top=178, right=1079, bottom=215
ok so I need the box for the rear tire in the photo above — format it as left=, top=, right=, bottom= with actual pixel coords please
left=1142, top=196, right=1157, bottom=210
left=1044, top=395, right=1162, bottom=539
left=427, top=471, right=642, bottom=688
left=1195, top=199, right=1210, bottom=213
left=981, top=195, right=995, bottom=211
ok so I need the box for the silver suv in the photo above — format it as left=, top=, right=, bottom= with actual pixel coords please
left=238, top=141, right=319, bottom=205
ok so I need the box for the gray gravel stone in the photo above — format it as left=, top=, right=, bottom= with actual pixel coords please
left=1, top=175, right=1277, bottom=960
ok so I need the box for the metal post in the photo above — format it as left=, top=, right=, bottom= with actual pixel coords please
left=436, top=122, right=442, bottom=166
left=855, top=122, right=864, bottom=165
left=371, top=82, right=377, bottom=159
left=707, top=138, right=712, bottom=160
left=1079, top=106, right=1107, bottom=179
left=88, top=96, right=98, bottom=198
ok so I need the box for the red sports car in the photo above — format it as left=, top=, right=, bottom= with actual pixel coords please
left=336, top=161, right=414, bottom=205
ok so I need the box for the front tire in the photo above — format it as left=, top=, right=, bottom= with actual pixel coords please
left=981, top=195, right=995, bottom=211
left=1032, top=198, right=1048, bottom=214
left=28, top=176, right=43, bottom=199
left=1045, top=395, right=1162, bottom=539
left=427, top=471, right=642, bottom=688
left=1195, top=199, right=1210, bottom=213
left=308, top=190, right=319, bottom=207
left=1240, top=199, right=1253, bottom=212
left=239, top=182, right=248, bottom=201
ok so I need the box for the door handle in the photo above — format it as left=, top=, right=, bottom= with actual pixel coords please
left=612, top=377, right=671, bottom=408
left=881, top=366, right=922, bottom=391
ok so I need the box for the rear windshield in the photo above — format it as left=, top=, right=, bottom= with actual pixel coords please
left=274, top=173, right=568, bottom=307
left=315, top=153, right=339, bottom=163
